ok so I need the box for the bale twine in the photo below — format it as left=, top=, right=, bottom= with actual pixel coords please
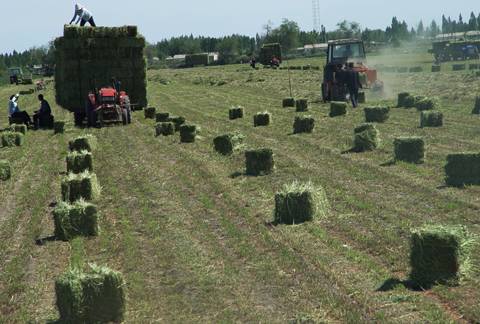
left=0, top=160, right=11, bottom=181
left=144, top=107, right=156, bottom=119
left=282, top=98, right=295, bottom=108
left=452, top=64, right=466, bottom=71
left=229, top=106, right=244, bottom=120
left=179, top=124, right=197, bottom=143
left=295, top=99, right=308, bottom=112
left=53, top=200, right=98, bottom=241
left=55, top=264, right=125, bottom=323
left=431, top=65, right=441, bottom=72
left=420, top=111, right=443, bottom=128
left=330, top=101, right=347, bottom=117
left=394, top=137, right=425, bottom=164
left=364, top=107, right=390, bottom=123
left=155, top=122, right=175, bottom=136
left=66, top=151, right=93, bottom=174
left=274, top=181, right=329, bottom=224
left=445, top=153, right=480, bottom=187
left=353, top=123, right=380, bottom=152
left=415, top=97, right=438, bottom=111
left=168, top=116, right=186, bottom=131
left=293, top=116, right=315, bottom=134
left=54, top=121, right=66, bottom=134
left=155, top=112, right=170, bottom=122
left=1, top=132, right=24, bottom=147
left=213, top=133, right=244, bottom=155
left=61, top=171, right=101, bottom=203
left=410, top=225, right=475, bottom=288
left=472, top=97, right=480, bottom=114
left=9, top=124, right=27, bottom=135
left=253, top=112, right=271, bottom=127
left=69, top=135, right=97, bottom=152
left=245, top=148, right=274, bottom=176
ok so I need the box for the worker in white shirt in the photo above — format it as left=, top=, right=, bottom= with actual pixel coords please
left=69, top=3, right=96, bottom=27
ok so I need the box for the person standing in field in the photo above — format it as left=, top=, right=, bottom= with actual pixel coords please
left=346, top=63, right=362, bottom=108
left=69, top=3, right=96, bottom=27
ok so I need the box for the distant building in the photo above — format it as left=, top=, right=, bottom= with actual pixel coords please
left=296, top=43, right=328, bottom=55
left=435, top=31, right=480, bottom=41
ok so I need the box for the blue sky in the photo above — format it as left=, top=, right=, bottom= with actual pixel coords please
left=0, top=0, right=478, bottom=53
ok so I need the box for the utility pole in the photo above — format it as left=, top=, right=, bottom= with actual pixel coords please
left=312, top=0, right=321, bottom=33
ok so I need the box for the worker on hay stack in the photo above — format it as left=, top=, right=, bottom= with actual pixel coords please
left=8, top=94, right=32, bottom=126
left=69, top=3, right=96, bottom=27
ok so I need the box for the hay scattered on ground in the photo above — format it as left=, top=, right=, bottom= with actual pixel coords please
left=445, top=153, right=480, bottom=187
left=420, top=111, right=443, bottom=128
left=0, top=160, right=11, bottom=181
left=330, top=102, right=347, bottom=117
left=415, top=97, right=438, bottom=111
left=61, top=171, right=101, bottom=203
left=274, top=181, right=329, bottom=224
left=155, top=122, right=175, bottom=136
left=66, top=151, right=93, bottom=174
left=394, top=137, right=425, bottom=164
left=1, top=132, right=24, bottom=147
left=293, top=116, right=315, bottom=134
left=254, top=112, right=271, bottom=127
left=282, top=98, right=295, bottom=108
left=295, top=99, right=308, bottom=112
left=213, top=132, right=245, bottom=155
left=245, top=148, right=274, bottom=176
left=53, top=200, right=98, bottom=241
left=69, top=135, right=97, bottom=152
left=179, top=124, right=197, bottom=143
left=229, top=106, right=244, bottom=120
left=353, top=123, right=380, bottom=152
left=364, top=107, right=390, bottom=123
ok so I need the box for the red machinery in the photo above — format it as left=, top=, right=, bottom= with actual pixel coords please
left=88, top=87, right=132, bottom=126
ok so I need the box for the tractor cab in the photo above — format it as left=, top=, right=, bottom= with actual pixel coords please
left=327, top=39, right=366, bottom=66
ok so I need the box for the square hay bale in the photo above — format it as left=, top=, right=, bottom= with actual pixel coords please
left=69, top=135, right=97, bottom=152
left=213, top=132, right=245, bottom=155
left=397, top=92, right=411, bottom=107
left=55, top=264, right=125, bottom=323
left=53, top=200, right=98, bottom=241
left=354, top=123, right=380, bottom=152
left=9, top=124, right=27, bottom=135
left=168, top=116, right=186, bottom=131
left=274, top=181, right=329, bottom=224
left=144, top=107, right=156, bottom=119
left=155, top=112, right=170, bottom=122
left=397, top=67, right=408, bottom=73
left=415, top=97, right=438, bottom=111
left=1, top=132, right=24, bottom=147
left=0, top=160, right=11, bottom=181
left=253, top=112, right=271, bottom=127
left=54, top=121, right=66, bottom=134
left=330, top=101, right=347, bottom=117
left=66, top=151, right=93, bottom=174
left=282, top=98, right=296, bottom=108
left=155, top=122, right=175, bottom=136
left=358, top=92, right=366, bottom=104
left=472, top=97, right=480, bottom=114
left=245, top=148, right=274, bottom=176
left=295, top=99, right=308, bottom=112
left=394, top=137, right=425, bottom=164
left=445, top=153, right=480, bottom=187
left=420, top=111, right=443, bottom=128
left=410, top=225, right=475, bottom=288
left=469, top=63, right=478, bottom=70
left=432, top=65, right=441, bottom=72
left=61, top=172, right=101, bottom=203
left=409, top=66, right=423, bottom=73
left=364, top=107, right=390, bottom=123
left=229, top=106, right=244, bottom=120
left=452, top=64, right=466, bottom=71
left=179, top=124, right=197, bottom=143
left=293, top=116, right=315, bottom=134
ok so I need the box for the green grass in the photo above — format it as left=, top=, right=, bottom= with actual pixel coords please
left=1, top=49, right=480, bottom=323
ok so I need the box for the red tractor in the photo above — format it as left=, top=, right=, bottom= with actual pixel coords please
left=84, top=87, right=132, bottom=127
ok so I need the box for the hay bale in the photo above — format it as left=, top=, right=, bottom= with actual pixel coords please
left=409, top=66, right=423, bottom=73
left=282, top=98, right=295, bottom=107
left=259, top=43, right=282, bottom=65
left=397, top=67, right=408, bottom=73
left=330, top=101, right=347, bottom=117
left=61, top=171, right=101, bottom=203
left=66, top=151, right=93, bottom=174
left=69, top=135, right=97, bottom=152
left=179, top=124, right=197, bottom=143
left=168, top=116, right=186, bottom=131
left=469, top=63, right=478, bottom=70
left=295, top=99, right=308, bottom=112
left=155, top=122, right=175, bottom=136
left=9, top=124, right=27, bottom=135
left=472, top=97, right=480, bottom=114
left=364, top=107, right=390, bottom=123
left=185, top=53, right=210, bottom=67
left=452, top=64, right=466, bottom=71
left=54, top=121, right=66, bottom=134
left=253, top=112, right=271, bottom=127
left=229, top=106, right=244, bottom=120
left=155, top=112, right=170, bottom=122
left=144, top=107, right=156, bottom=119
left=420, top=111, right=443, bottom=128
left=53, top=200, right=98, bottom=241
left=293, top=116, right=315, bottom=134
left=397, top=92, right=413, bottom=107
left=0, top=160, right=11, bottom=181
left=353, top=123, right=380, bottom=152
left=245, top=148, right=274, bottom=176
left=213, top=132, right=245, bottom=155
left=432, top=65, right=441, bottom=72
left=55, top=264, right=125, bottom=323
left=415, top=97, right=438, bottom=111
left=445, top=153, right=480, bottom=187
left=274, top=181, right=329, bottom=224
left=410, top=225, right=475, bottom=287
left=394, top=137, right=425, bottom=164
left=358, top=92, right=366, bottom=104
left=1, top=132, right=24, bottom=147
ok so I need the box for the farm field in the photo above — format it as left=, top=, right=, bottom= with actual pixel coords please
left=1, top=51, right=480, bottom=323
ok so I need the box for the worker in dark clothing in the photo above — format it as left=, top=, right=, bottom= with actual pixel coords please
left=111, top=77, right=121, bottom=93
left=346, top=63, right=362, bottom=108
left=250, top=57, right=256, bottom=69
left=86, top=91, right=98, bottom=127
left=33, top=94, right=52, bottom=128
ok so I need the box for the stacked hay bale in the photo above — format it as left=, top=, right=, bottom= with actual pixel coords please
left=293, top=116, right=315, bottom=134
left=254, top=112, right=271, bottom=127
left=185, top=53, right=210, bottom=67
left=213, top=133, right=244, bottom=155
left=155, top=122, right=175, bottom=136
left=282, top=98, right=295, bottom=108
left=410, top=225, right=475, bottom=288
left=394, top=137, right=425, bottom=164
left=364, top=107, right=390, bottom=123
left=53, top=200, right=98, bottom=240
left=1, top=132, right=24, bottom=147
left=179, top=124, right=197, bottom=143
left=409, top=66, right=423, bottom=73
left=61, top=171, right=101, bottom=203
left=353, top=124, right=380, bottom=152
left=245, top=149, right=274, bottom=176
left=69, top=135, right=97, bottom=152
left=229, top=106, right=244, bottom=120
left=420, top=111, right=443, bottom=128
left=452, top=64, right=466, bottom=71
left=66, top=151, right=93, bottom=174
left=472, top=97, right=480, bottom=114
left=431, top=65, right=441, bottom=72
left=274, top=181, right=329, bottom=224
left=156, top=112, right=170, bottom=122
left=54, top=25, right=147, bottom=112
left=397, top=92, right=415, bottom=108
left=330, top=102, right=347, bottom=117
left=469, top=64, right=478, bottom=70
left=0, top=160, right=11, bottom=181
left=295, top=99, right=308, bottom=112
left=55, top=264, right=125, bottom=323
left=54, top=121, right=66, bottom=134
left=445, top=153, right=480, bottom=187
left=144, top=107, right=156, bottom=119
left=259, top=43, right=282, bottom=65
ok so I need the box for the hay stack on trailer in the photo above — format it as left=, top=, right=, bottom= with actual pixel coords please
left=259, top=43, right=282, bottom=65
left=54, top=25, right=147, bottom=112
